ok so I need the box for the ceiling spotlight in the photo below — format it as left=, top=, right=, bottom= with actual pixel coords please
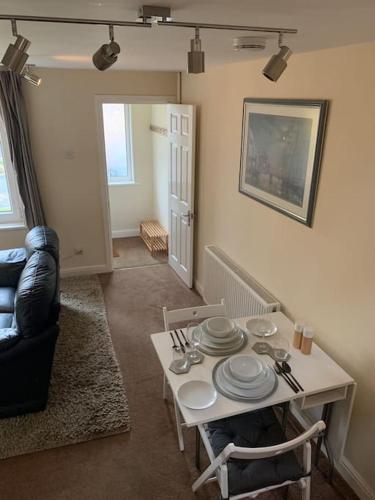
left=22, top=69, right=42, bottom=86
left=263, top=33, right=292, bottom=82
left=188, top=27, right=205, bottom=74
left=1, top=21, right=31, bottom=74
left=92, top=25, right=120, bottom=71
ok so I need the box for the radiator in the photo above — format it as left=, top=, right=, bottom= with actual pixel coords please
left=202, top=245, right=280, bottom=318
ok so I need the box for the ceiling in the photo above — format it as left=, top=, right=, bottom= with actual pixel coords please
left=1, top=0, right=375, bottom=71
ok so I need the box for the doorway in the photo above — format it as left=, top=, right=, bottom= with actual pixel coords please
left=96, top=96, right=196, bottom=287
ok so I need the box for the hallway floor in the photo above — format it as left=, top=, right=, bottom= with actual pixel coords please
left=112, top=236, right=168, bottom=269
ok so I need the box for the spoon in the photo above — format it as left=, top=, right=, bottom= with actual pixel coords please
left=274, top=363, right=299, bottom=393
left=281, top=361, right=304, bottom=391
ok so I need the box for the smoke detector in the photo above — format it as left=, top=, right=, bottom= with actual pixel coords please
left=233, top=36, right=266, bottom=51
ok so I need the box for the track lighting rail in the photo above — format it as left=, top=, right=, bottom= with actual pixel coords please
left=157, top=21, right=297, bottom=35
left=0, top=14, right=152, bottom=29
left=0, top=14, right=297, bottom=35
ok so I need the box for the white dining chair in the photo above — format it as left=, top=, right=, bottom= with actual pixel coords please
left=162, top=299, right=226, bottom=451
left=193, top=408, right=325, bottom=500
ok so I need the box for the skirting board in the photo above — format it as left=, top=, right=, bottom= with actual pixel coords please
left=61, top=264, right=110, bottom=278
left=112, top=229, right=139, bottom=239
left=195, top=279, right=375, bottom=500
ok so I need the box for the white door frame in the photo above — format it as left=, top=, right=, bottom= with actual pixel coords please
left=95, top=94, right=176, bottom=272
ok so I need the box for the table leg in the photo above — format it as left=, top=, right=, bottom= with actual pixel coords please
left=281, top=401, right=290, bottom=432
left=173, top=395, right=185, bottom=452
left=315, top=402, right=335, bottom=483
left=195, top=426, right=201, bottom=470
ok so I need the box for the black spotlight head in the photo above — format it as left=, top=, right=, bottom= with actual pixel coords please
left=92, top=41, right=121, bottom=71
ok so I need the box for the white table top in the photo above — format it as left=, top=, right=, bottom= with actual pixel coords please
left=151, top=311, right=354, bottom=427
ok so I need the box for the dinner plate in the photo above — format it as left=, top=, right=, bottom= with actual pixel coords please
left=200, top=330, right=244, bottom=349
left=200, top=323, right=238, bottom=344
left=212, top=358, right=278, bottom=402
left=217, top=365, right=275, bottom=398
left=228, top=355, right=264, bottom=382
left=177, top=380, right=217, bottom=410
left=194, top=329, right=248, bottom=356
left=246, top=318, right=278, bottom=337
left=221, top=360, right=268, bottom=389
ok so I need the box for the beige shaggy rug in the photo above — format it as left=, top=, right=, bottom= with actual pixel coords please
left=0, top=275, right=130, bottom=459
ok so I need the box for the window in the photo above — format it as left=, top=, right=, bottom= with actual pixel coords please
left=101, top=103, right=134, bottom=185
left=0, top=117, right=24, bottom=226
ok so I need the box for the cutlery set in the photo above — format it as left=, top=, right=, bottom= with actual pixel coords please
left=274, top=361, right=304, bottom=393
left=169, top=330, right=190, bottom=353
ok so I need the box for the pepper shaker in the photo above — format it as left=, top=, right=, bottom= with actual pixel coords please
left=301, top=327, right=314, bottom=355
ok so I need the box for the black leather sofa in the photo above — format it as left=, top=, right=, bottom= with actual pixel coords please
left=0, top=226, right=60, bottom=418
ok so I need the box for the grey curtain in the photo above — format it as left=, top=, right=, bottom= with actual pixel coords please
left=0, top=71, right=45, bottom=227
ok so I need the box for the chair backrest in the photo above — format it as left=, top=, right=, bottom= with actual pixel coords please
left=220, top=420, right=325, bottom=462
left=163, top=299, right=226, bottom=331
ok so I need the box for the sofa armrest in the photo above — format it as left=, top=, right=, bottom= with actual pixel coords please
left=0, top=328, right=20, bottom=352
left=0, top=248, right=27, bottom=287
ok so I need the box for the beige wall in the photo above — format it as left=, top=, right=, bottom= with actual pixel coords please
left=109, top=104, right=154, bottom=235
left=182, top=41, right=375, bottom=491
left=21, top=69, right=176, bottom=271
left=151, top=104, right=169, bottom=231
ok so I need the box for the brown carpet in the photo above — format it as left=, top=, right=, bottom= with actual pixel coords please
left=0, top=275, right=129, bottom=460
left=0, top=266, right=358, bottom=500
left=112, top=236, right=168, bottom=269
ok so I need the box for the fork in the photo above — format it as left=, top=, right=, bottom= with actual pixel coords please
left=169, top=331, right=180, bottom=351
left=180, top=329, right=191, bottom=348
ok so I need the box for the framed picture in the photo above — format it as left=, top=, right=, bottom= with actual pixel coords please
left=239, top=98, right=329, bottom=226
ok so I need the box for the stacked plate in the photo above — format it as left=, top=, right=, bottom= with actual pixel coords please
left=212, top=354, right=278, bottom=401
left=193, top=316, right=247, bottom=356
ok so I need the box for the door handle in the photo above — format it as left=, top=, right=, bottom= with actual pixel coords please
left=181, top=210, right=194, bottom=226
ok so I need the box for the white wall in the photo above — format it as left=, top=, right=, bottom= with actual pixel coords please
left=20, top=69, right=176, bottom=272
left=151, top=104, right=169, bottom=232
left=182, top=41, right=375, bottom=495
left=109, top=104, right=154, bottom=237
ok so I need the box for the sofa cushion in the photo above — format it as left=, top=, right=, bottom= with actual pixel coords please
left=25, top=226, right=59, bottom=262
left=207, top=408, right=303, bottom=495
left=0, top=287, right=16, bottom=313
left=15, top=251, right=56, bottom=337
left=0, top=248, right=27, bottom=287
left=0, top=313, right=13, bottom=329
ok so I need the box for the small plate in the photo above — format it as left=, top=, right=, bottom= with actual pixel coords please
left=177, top=380, right=217, bottom=410
left=228, top=355, right=264, bottom=382
left=246, top=318, right=277, bottom=337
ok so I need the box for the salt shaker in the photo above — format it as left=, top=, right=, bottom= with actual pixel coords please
left=301, top=327, right=314, bottom=355
left=293, top=323, right=304, bottom=349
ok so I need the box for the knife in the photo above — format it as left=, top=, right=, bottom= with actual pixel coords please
left=174, top=330, right=186, bottom=353
left=169, top=331, right=178, bottom=350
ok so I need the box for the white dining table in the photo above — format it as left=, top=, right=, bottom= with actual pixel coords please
left=151, top=311, right=356, bottom=475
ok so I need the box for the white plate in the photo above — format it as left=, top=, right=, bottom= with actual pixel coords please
left=222, top=360, right=268, bottom=389
left=216, top=364, right=276, bottom=399
left=193, top=326, right=243, bottom=348
left=228, top=355, right=264, bottom=382
left=246, top=318, right=278, bottom=337
left=201, top=324, right=239, bottom=344
left=177, top=380, right=217, bottom=410
left=204, top=316, right=236, bottom=338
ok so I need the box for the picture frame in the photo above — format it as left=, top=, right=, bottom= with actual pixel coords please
left=239, top=98, right=329, bottom=226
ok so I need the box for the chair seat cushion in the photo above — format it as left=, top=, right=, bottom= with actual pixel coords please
left=0, top=287, right=16, bottom=313
left=0, top=328, right=20, bottom=352
left=0, top=313, right=13, bottom=329
left=207, top=407, right=303, bottom=495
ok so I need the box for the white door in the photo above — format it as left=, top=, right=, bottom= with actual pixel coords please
left=168, top=104, right=196, bottom=288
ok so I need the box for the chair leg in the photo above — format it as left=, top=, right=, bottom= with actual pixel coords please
left=162, top=373, right=167, bottom=400
left=283, top=485, right=289, bottom=500
left=173, top=395, right=185, bottom=452
left=301, top=477, right=311, bottom=500
left=195, top=426, right=201, bottom=470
